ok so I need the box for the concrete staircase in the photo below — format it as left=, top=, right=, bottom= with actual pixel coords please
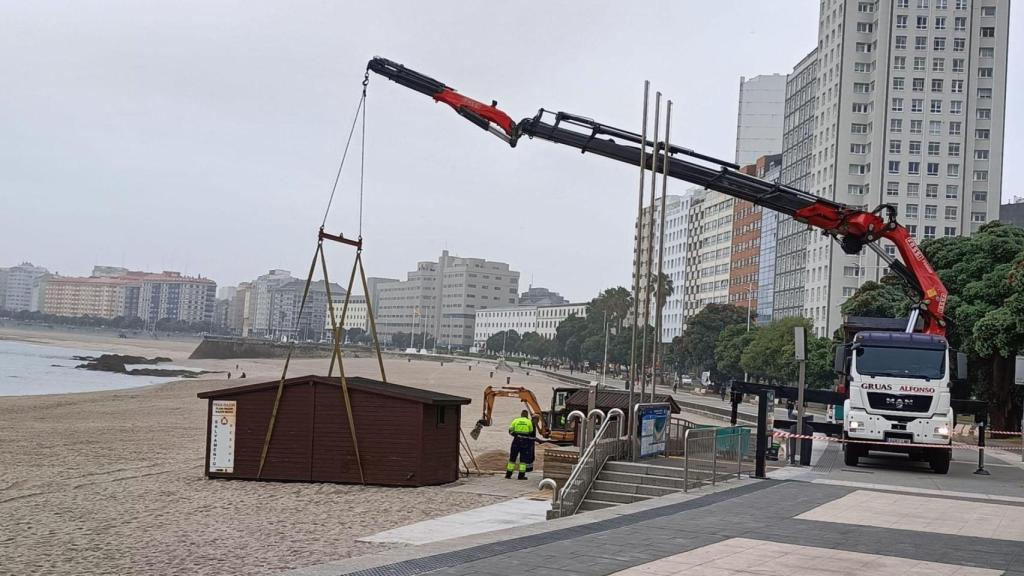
left=578, top=460, right=698, bottom=512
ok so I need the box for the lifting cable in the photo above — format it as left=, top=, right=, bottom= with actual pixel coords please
left=258, top=71, right=386, bottom=484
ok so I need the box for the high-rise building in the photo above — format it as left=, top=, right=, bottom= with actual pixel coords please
left=802, top=0, right=1009, bottom=337
left=376, top=251, right=520, bottom=350
left=735, top=74, right=788, bottom=167
left=133, top=271, right=217, bottom=325
left=756, top=157, right=784, bottom=321
left=3, top=262, right=49, bottom=312
left=41, top=275, right=140, bottom=318
left=217, top=286, right=237, bottom=301
left=0, top=268, right=8, bottom=310
left=729, top=154, right=783, bottom=321
left=773, top=49, right=819, bottom=321
left=268, top=279, right=344, bottom=341
left=246, top=269, right=293, bottom=337
left=632, top=194, right=691, bottom=342
left=325, top=294, right=369, bottom=333
left=227, top=282, right=251, bottom=335
left=518, top=286, right=568, bottom=306
left=683, top=188, right=733, bottom=323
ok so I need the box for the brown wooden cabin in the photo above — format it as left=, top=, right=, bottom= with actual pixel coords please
left=197, top=375, right=471, bottom=487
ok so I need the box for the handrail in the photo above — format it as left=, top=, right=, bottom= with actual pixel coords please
left=553, top=409, right=625, bottom=517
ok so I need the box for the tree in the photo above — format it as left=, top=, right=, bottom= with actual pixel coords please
left=588, top=287, right=632, bottom=332
left=652, top=272, right=674, bottom=311
left=840, top=277, right=911, bottom=318
left=486, top=330, right=521, bottom=355
left=681, top=303, right=750, bottom=382
left=715, top=324, right=757, bottom=382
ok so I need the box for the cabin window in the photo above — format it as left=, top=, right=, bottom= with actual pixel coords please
left=436, top=406, right=446, bottom=426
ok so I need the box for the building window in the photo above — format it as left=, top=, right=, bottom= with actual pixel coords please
left=980, top=27, right=995, bottom=38
left=972, top=212, right=988, bottom=223
left=852, top=102, right=871, bottom=113
left=925, top=205, right=938, bottom=220
left=898, top=0, right=909, bottom=7
left=976, top=129, right=990, bottom=140
left=973, top=191, right=988, bottom=202
left=979, top=67, right=993, bottom=78
left=915, top=16, right=928, bottom=29
left=981, top=6, right=996, bottom=16
left=927, top=141, right=940, bottom=156
left=891, top=97, right=904, bottom=112
left=889, top=140, right=902, bottom=154
left=951, top=79, right=964, bottom=93
left=975, top=149, right=989, bottom=160
left=887, top=182, right=900, bottom=197
left=908, top=161, right=921, bottom=175
left=945, top=226, right=957, bottom=237
left=924, top=226, right=937, bottom=240
left=926, top=183, right=939, bottom=198
left=955, top=0, right=966, bottom=9
left=851, top=143, right=869, bottom=154
left=856, top=42, right=874, bottom=53
left=935, top=38, right=947, bottom=52
left=931, top=79, right=944, bottom=93
left=857, top=21, right=875, bottom=33
left=888, top=160, right=901, bottom=175
left=915, top=36, right=928, bottom=50
left=953, top=37, right=966, bottom=52
left=907, top=224, right=918, bottom=237
left=978, top=87, right=992, bottom=99
left=858, top=1, right=876, bottom=12
left=913, top=78, right=925, bottom=92
left=979, top=47, right=994, bottom=58
left=918, top=0, right=929, bottom=7
left=945, top=184, right=959, bottom=199
left=935, top=16, right=947, bottom=30
left=945, top=206, right=958, bottom=221
left=973, top=170, right=989, bottom=181
left=895, top=36, right=908, bottom=50
left=977, top=108, right=992, bottom=120
left=896, top=15, right=908, bottom=29
left=929, top=121, right=943, bottom=135
left=911, top=98, right=923, bottom=112
left=908, top=183, right=920, bottom=197
left=844, top=265, right=863, bottom=278
left=853, top=83, right=872, bottom=94
left=948, top=142, right=960, bottom=156
left=947, top=164, right=960, bottom=177
left=955, top=17, right=967, bottom=32
left=950, top=100, right=962, bottom=114
left=850, top=163, right=868, bottom=175
left=909, top=140, right=922, bottom=155
left=854, top=62, right=873, bottom=73
left=893, top=77, right=905, bottom=91
left=932, top=58, right=945, bottom=72
left=849, top=184, right=866, bottom=195
left=952, top=59, right=965, bottom=73
left=851, top=123, right=869, bottom=134
left=906, top=204, right=919, bottom=218
left=891, top=118, right=903, bottom=132
left=930, top=99, right=942, bottom=113
left=949, top=121, right=961, bottom=135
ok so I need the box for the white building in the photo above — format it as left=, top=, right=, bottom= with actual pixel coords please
left=632, top=194, right=692, bottom=343
left=735, top=74, right=788, bottom=167
left=802, top=0, right=1008, bottom=337
left=683, top=188, right=733, bottom=323
left=325, top=294, right=369, bottom=333
left=535, top=303, right=587, bottom=340
left=3, top=262, right=49, bottom=312
left=245, top=269, right=293, bottom=337
left=472, top=305, right=538, bottom=349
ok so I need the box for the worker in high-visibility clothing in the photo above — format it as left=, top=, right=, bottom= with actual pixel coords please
left=506, top=410, right=534, bottom=480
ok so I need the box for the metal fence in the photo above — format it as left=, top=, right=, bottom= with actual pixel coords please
left=665, top=416, right=703, bottom=456
left=683, top=426, right=752, bottom=491
left=551, top=409, right=627, bottom=518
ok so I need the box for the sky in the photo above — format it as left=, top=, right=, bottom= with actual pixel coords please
left=1, top=1, right=1021, bottom=303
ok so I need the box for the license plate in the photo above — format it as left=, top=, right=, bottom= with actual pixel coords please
left=889, top=437, right=911, bottom=444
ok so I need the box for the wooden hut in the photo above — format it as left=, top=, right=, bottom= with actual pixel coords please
left=197, top=375, right=471, bottom=487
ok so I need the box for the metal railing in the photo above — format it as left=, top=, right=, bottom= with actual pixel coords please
left=551, top=408, right=626, bottom=518
left=683, top=426, right=752, bottom=491
left=665, top=416, right=703, bottom=456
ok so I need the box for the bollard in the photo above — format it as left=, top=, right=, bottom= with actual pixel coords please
left=468, top=365, right=472, bottom=371
left=490, top=371, right=493, bottom=378
left=506, top=376, right=511, bottom=385
left=441, top=362, right=444, bottom=367
left=975, top=420, right=990, bottom=475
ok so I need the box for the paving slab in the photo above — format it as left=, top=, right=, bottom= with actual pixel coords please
left=358, top=497, right=551, bottom=545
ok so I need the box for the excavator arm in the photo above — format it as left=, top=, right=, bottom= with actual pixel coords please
left=367, top=57, right=948, bottom=336
left=470, top=386, right=551, bottom=440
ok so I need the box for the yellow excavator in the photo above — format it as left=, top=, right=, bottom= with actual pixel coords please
left=470, top=385, right=578, bottom=444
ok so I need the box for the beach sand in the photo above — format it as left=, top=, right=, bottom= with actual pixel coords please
left=0, top=327, right=563, bottom=576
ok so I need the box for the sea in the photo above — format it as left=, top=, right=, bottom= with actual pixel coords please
left=0, top=339, right=199, bottom=396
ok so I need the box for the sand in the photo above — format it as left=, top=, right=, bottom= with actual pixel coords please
left=0, top=327, right=563, bottom=576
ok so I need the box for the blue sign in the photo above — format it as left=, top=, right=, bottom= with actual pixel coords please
left=637, top=403, right=671, bottom=458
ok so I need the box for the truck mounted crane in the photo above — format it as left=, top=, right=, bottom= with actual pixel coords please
left=367, top=57, right=959, bottom=473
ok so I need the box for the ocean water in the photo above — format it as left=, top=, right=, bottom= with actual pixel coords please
left=0, top=340, right=197, bottom=397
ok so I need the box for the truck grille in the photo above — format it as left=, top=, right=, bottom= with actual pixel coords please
left=866, top=393, right=932, bottom=413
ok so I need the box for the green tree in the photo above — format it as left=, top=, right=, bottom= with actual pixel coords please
left=587, top=287, right=632, bottom=332
left=486, top=330, right=521, bottom=355
left=682, top=303, right=750, bottom=382
left=739, top=317, right=831, bottom=388
left=840, top=277, right=912, bottom=318
left=715, top=324, right=757, bottom=382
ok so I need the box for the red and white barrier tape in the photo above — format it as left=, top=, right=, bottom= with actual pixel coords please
left=989, top=429, right=1024, bottom=437
left=772, top=430, right=1022, bottom=452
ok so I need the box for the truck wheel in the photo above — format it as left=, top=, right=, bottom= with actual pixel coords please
left=929, top=449, right=951, bottom=474
left=844, top=442, right=859, bottom=467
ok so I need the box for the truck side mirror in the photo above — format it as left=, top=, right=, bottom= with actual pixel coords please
left=956, top=352, right=968, bottom=381
left=833, top=345, right=847, bottom=374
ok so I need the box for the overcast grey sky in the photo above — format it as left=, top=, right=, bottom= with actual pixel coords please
left=2, top=1, right=1020, bottom=302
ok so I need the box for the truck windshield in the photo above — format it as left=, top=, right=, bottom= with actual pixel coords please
left=855, top=346, right=945, bottom=380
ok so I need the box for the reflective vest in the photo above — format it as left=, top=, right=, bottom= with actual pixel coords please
left=509, top=416, right=534, bottom=436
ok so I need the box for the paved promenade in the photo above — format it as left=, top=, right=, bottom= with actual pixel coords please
left=287, top=440, right=1024, bottom=576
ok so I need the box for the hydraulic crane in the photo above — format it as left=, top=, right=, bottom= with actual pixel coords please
left=366, top=56, right=948, bottom=337
left=367, top=56, right=960, bottom=473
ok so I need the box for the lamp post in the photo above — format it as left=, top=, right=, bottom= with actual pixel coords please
left=743, top=289, right=754, bottom=382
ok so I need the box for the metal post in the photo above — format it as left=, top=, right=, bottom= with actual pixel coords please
left=753, top=390, right=768, bottom=479
left=683, top=428, right=690, bottom=492
left=711, top=433, right=718, bottom=486
left=639, top=92, right=662, bottom=406
left=975, top=420, right=990, bottom=475
left=627, top=81, right=651, bottom=453
left=602, top=312, right=609, bottom=389
left=651, top=100, right=672, bottom=404
left=796, top=359, right=806, bottom=465
left=737, top=430, right=743, bottom=479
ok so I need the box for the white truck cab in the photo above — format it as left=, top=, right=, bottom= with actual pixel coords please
left=836, top=329, right=965, bottom=474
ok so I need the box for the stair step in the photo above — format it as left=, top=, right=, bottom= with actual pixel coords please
left=602, top=460, right=689, bottom=479
left=592, top=480, right=683, bottom=497
left=578, top=499, right=618, bottom=512
left=587, top=489, right=652, bottom=504
left=597, top=470, right=687, bottom=489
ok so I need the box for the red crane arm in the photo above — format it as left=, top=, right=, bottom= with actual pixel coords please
left=367, top=57, right=948, bottom=336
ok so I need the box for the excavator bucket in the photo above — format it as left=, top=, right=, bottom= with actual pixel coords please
left=469, top=419, right=487, bottom=440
